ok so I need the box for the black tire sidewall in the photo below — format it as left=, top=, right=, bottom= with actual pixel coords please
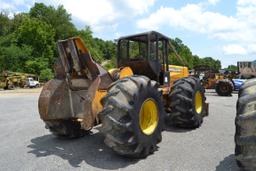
left=168, top=77, right=206, bottom=128
left=130, top=83, right=164, bottom=145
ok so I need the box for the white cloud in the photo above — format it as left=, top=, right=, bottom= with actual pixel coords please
left=223, top=44, right=247, bottom=55
left=114, top=32, right=121, bottom=39
left=223, top=43, right=256, bottom=55
left=0, top=1, right=15, bottom=11
left=246, top=44, right=256, bottom=54
left=137, top=1, right=256, bottom=56
left=124, top=0, right=156, bottom=14
left=0, top=0, right=35, bottom=11
left=237, top=0, right=256, bottom=6
left=58, top=0, right=156, bottom=33
left=0, top=0, right=156, bottom=34
left=208, top=0, right=220, bottom=5
left=137, top=4, right=240, bottom=34
left=62, top=0, right=117, bottom=26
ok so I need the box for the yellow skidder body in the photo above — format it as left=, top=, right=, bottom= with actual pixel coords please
left=169, top=65, right=189, bottom=85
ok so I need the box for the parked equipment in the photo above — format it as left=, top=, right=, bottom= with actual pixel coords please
left=194, top=65, right=234, bottom=96
left=26, top=77, right=40, bottom=88
left=238, top=61, right=256, bottom=79
left=38, top=31, right=208, bottom=158
left=0, top=71, right=39, bottom=89
left=235, top=79, right=256, bottom=170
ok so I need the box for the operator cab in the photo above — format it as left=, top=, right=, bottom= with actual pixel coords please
left=117, top=31, right=170, bottom=85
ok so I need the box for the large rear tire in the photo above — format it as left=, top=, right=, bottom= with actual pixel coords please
left=99, top=76, right=165, bottom=158
left=215, top=79, right=234, bottom=96
left=166, top=76, right=207, bottom=128
left=235, top=79, right=256, bottom=170
left=45, top=119, right=87, bottom=138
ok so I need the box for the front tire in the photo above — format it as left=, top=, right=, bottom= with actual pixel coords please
left=235, top=79, right=256, bottom=170
left=166, top=77, right=207, bottom=128
left=99, top=76, right=165, bottom=158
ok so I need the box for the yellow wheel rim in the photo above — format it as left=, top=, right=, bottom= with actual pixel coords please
left=139, top=98, right=159, bottom=135
left=195, top=91, right=203, bottom=114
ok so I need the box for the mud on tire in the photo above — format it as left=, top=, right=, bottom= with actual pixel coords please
left=45, top=119, right=87, bottom=138
left=235, top=78, right=256, bottom=170
left=99, top=76, right=165, bottom=158
left=166, top=76, right=207, bottom=128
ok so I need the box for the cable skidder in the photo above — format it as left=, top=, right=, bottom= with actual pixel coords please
left=38, top=31, right=208, bottom=158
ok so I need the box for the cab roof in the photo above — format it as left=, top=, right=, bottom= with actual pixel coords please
left=117, top=31, right=170, bottom=42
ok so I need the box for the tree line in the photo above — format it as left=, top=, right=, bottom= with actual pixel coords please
left=0, top=3, right=221, bottom=81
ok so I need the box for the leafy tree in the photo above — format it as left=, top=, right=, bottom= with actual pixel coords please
left=29, top=3, right=76, bottom=40
left=94, top=38, right=116, bottom=60
left=0, top=12, right=11, bottom=36
left=168, top=38, right=221, bottom=70
left=0, top=44, right=32, bottom=72
left=0, top=33, right=16, bottom=47
left=224, top=65, right=237, bottom=72
left=200, top=57, right=221, bottom=70
left=169, top=38, right=194, bottom=68
left=24, top=58, right=49, bottom=75
left=10, top=13, right=28, bottom=33
left=77, top=26, right=103, bottom=62
left=39, top=68, right=53, bottom=81
left=16, top=16, right=55, bottom=68
left=192, top=55, right=201, bottom=67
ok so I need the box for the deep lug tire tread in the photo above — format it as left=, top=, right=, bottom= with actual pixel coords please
left=166, top=76, right=207, bottom=128
left=235, top=78, right=256, bottom=170
left=99, top=75, right=165, bottom=158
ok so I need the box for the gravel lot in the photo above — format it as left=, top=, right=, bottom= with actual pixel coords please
left=0, top=89, right=240, bottom=171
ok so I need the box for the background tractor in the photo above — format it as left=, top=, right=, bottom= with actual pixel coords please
left=0, top=71, right=39, bottom=89
left=38, top=31, right=208, bottom=158
left=193, top=65, right=234, bottom=96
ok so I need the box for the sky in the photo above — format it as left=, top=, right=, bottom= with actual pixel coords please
left=1, top=0, right=256, bottom=67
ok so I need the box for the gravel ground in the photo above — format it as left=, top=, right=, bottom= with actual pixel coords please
left=0, top=89, right=240, bottom=171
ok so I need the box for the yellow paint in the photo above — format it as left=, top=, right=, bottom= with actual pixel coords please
left=139, top=98, right=159, bottom=135
left=195, top=91, right=203, bottom=114
left=169, top=65, right=189, bottom=85
left=74, top=37, right=89, bottom=53
left=215, top=74, right=224, bottom=80
left=119, top=67, right=133, bottom=78
left=204, top=74, right=225, bottom=89
left=92, top=90, right=107, bottom=114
